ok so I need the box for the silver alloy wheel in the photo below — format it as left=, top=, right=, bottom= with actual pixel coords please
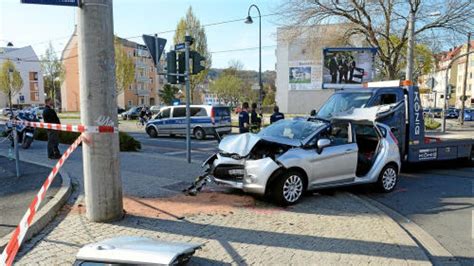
left=382, top=167, right=397, bottom=191
left=283, top=175, right=303, bottom=203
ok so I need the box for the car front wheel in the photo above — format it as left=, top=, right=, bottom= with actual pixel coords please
left=376, top=164, right=398, bottom=193
left=271, top=170, right=305, bottom=206
left=147, top=127, right=158, bottom=138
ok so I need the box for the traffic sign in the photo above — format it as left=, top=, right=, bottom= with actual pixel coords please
left=142, top=35, right=167, bottom=66
left=20, top=0, right=79, bottom=6
left=175, top=43, right=185, bottom=51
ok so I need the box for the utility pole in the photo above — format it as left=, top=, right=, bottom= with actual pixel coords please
left=184, top=36, right=192, bottom=163
left=78, top=0, right=123, bottom=222
left=406, top=9, right=415, bottom=82
left=459, top=32, right=471, bottom=125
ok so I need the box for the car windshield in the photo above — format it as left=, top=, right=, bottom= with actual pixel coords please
left=317, top=92, right=372, bottom=119
left=259, top=120, right=326, bottom=141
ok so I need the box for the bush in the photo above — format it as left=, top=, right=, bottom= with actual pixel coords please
left=425, top=118, right=441, bottom=130
left=35, top=128, right=141, bottom=152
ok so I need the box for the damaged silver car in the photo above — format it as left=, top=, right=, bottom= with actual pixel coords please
left=200, top=106, right=401, bottom=206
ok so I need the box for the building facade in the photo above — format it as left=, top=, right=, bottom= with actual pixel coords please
left=0, top=45, right=45, bottom=108
left=61, top=30, right=163, bottom=112
left=275, top=24, right=364, bottom=114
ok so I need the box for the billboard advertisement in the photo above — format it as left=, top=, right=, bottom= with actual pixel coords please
left=322, top=47, right=377, bottom=89
left=288, top=60, right=322, bottom=90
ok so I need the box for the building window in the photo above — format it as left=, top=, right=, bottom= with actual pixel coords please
left=29, top=72, right=38, bottom=81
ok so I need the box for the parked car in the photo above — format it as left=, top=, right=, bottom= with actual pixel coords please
left=120, top=106, right=141, bottom=120
left=445, top=108, right=459, bottom=119
left=146, top=105, right=231, bottom=140
left=117, top=107, right=126, bottom=114
left=150, top=105, right=162, bottom=115
left=431, top=108, right=443, bottom=118
left=31, top=106, right=45, bottom=119
left=463, top=108, right=473, bottom=121
left=202, top=106, right=401, bottom=205
left=1, top=107, right=18, bottom=117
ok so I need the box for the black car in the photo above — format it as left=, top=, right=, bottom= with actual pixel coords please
left=445, top=108, right=459, bottom=119
left=121, top=107, right=141, bottom=120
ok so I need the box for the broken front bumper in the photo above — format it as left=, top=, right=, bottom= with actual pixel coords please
left=211, top=153, right=280, bottom=195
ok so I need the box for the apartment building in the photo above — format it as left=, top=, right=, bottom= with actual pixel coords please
left=61, top=29, right=162, bottom=112
left=0, top=45, right=45, bottom=108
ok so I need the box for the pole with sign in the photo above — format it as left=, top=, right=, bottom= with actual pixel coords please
left=184, top=36, right=192, bottom=163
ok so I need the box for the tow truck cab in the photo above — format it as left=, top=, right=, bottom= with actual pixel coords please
left=316, top=80, right=474, bottom=163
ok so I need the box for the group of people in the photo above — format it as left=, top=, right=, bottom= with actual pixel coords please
left=238, top=102, right=285, bottom=133
left=139, top=106, right=153, bottom=125
left=328, top=54, right=357, bottom=84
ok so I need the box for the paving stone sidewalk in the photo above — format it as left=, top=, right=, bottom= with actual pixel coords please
left=0, top=139, right=430, bottom=265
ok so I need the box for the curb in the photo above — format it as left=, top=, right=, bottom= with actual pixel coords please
left=0, top=164, right=72, bottom=251
left=350, top=193, right=459, bottom=265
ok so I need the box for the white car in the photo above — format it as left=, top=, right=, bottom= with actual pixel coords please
left=200, top=106, right=401, bottom=205
left=1, top=107, right=18, bottom=117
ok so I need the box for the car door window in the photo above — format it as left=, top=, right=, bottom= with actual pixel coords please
left=328, top=123, right=351, bottom=145
left=161, top=108, right=170, bottom=118
left=172, top=107, right=186, bottom=118
left=191, top=107, right=207, bottom=116
left=374, top=93, right=397, bottom=105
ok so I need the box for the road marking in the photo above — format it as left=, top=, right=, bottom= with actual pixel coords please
left=163, top=151, right=187, bottom=156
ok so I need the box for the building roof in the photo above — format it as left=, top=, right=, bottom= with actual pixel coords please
left=436, top=40, right=474, bottom=62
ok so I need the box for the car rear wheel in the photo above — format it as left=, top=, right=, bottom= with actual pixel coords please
left=271, top=170, right=305, bottom=206
left=376, top=164, right=398, bottom=193
left=193, top=127, right=206, bottom=140
left=147, top=127, right=158, bottom=138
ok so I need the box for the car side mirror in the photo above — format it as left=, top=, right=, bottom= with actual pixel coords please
left=317, top=138, right=331, bottom=151
left=310, top=109, right=317, bottom=116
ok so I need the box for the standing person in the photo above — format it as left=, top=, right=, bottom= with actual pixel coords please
left=339, top=56, right=348, bottom=83
left=329, top=54, right=339, bottom=83
left=238, top=102, right=250, bottom=133
left=250, top=102, right=262, bottom=132
left=139, top=106, right=147, bottom=125
left=270, top=105, right=285, bottom=124
left=348, top=56, right=356, bottom=83
left=43, top=98, right=61, bottom=159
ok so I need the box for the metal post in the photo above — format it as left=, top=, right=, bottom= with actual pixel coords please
left=258, top=10, right=262, bottom=108
left=13, top=128, right=20, bottom=178
left=78, top=0, right=123, bottom=222
left=406, top=10, right=415, bottom=82
left=442, top=68, right=449, bottom=132
left=459, top=32, right=471, bottom=125
left=185, top=37, right=192, bottom=163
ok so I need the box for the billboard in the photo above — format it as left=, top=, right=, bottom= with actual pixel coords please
left=322, top=47, right=377, bottom=89
left=288, top=60, right=322, bottom=90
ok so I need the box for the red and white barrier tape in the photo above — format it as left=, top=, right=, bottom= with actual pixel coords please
left=0, top=135, right=83, bottom=266
left=0, top=120, right=117, bottom=133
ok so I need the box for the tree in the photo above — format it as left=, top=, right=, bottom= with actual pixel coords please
left=159, top=84, right=179, bottom=105
left=173, top=6, right=211, bottom=103
left=0, top=60, right=23, bottom=114
left=115, top=37, right=135, bottom=94
left=41, top=42, right=64, bottom=108
left=280, top=0, right=474, bottom=79
left=210, top=73, right=244, bottom=106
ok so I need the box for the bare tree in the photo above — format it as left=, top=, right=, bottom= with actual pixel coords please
left=279, top=0, right=474, bottom=79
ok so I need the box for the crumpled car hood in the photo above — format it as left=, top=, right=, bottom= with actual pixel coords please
left=219, top=133, right=300, bottom=157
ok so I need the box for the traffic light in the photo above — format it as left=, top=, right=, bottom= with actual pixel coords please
left=191, top=51, right=206, bottom=75
left=166, top=51, right=177, bottom=84
left=178, top=52, right=185, bottom=84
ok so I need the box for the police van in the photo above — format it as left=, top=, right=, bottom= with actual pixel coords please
left=145, top=105, right=231, bottom=140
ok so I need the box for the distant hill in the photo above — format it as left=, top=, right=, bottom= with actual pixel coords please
left=208, top=68, right=276, bottom=84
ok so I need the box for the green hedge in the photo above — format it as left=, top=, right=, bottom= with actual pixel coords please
left=35, top=128, right=141, bottom=152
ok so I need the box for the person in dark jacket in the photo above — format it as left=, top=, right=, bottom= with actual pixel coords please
left=250, top=102, right=262, bottom=132
left=329, top=54, right=339, bottom=83
left=238, top=102, right=250, bottom=133
left=270, top=106, right=285, bottom=124
left=43, top=98, right=61, bottom=159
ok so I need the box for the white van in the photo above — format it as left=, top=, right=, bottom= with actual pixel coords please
left=145, top=105, right=231, bottom=140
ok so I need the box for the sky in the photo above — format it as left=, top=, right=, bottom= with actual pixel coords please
left=0, top=0, right=285, bottom=71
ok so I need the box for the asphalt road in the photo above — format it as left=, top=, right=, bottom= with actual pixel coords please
left=351, top=161, right=474, bottom=265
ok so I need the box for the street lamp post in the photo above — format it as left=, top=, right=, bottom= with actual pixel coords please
left=245, top=4, right=262, bottom=107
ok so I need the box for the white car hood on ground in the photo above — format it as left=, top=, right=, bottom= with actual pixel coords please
left=75, top=236, right=201, bottom=264
left=218, top=133, right=262, bottom=157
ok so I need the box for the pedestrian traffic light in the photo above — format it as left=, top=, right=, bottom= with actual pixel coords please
left=166, top=51, right=177, bottom=84
left=178, top=52, right=185, bottom=84
left=191, top=51, right=206, bottom=75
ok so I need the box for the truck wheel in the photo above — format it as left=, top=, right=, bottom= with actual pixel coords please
left=147, top=127, right=158, bottom=138
left=193, top=127, right=206, bottom=140
left=376, top=164, right=398, bottom=193
left=271, top=170, right=305, bottom=206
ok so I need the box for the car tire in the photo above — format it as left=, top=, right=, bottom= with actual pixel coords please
left=271, top=170, right=306, bottom=206
left=147, top=127, right=158, bottom=138
left=193, top=127, right=206, bottom=140
left=376, top=164, right=398, bottom=193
